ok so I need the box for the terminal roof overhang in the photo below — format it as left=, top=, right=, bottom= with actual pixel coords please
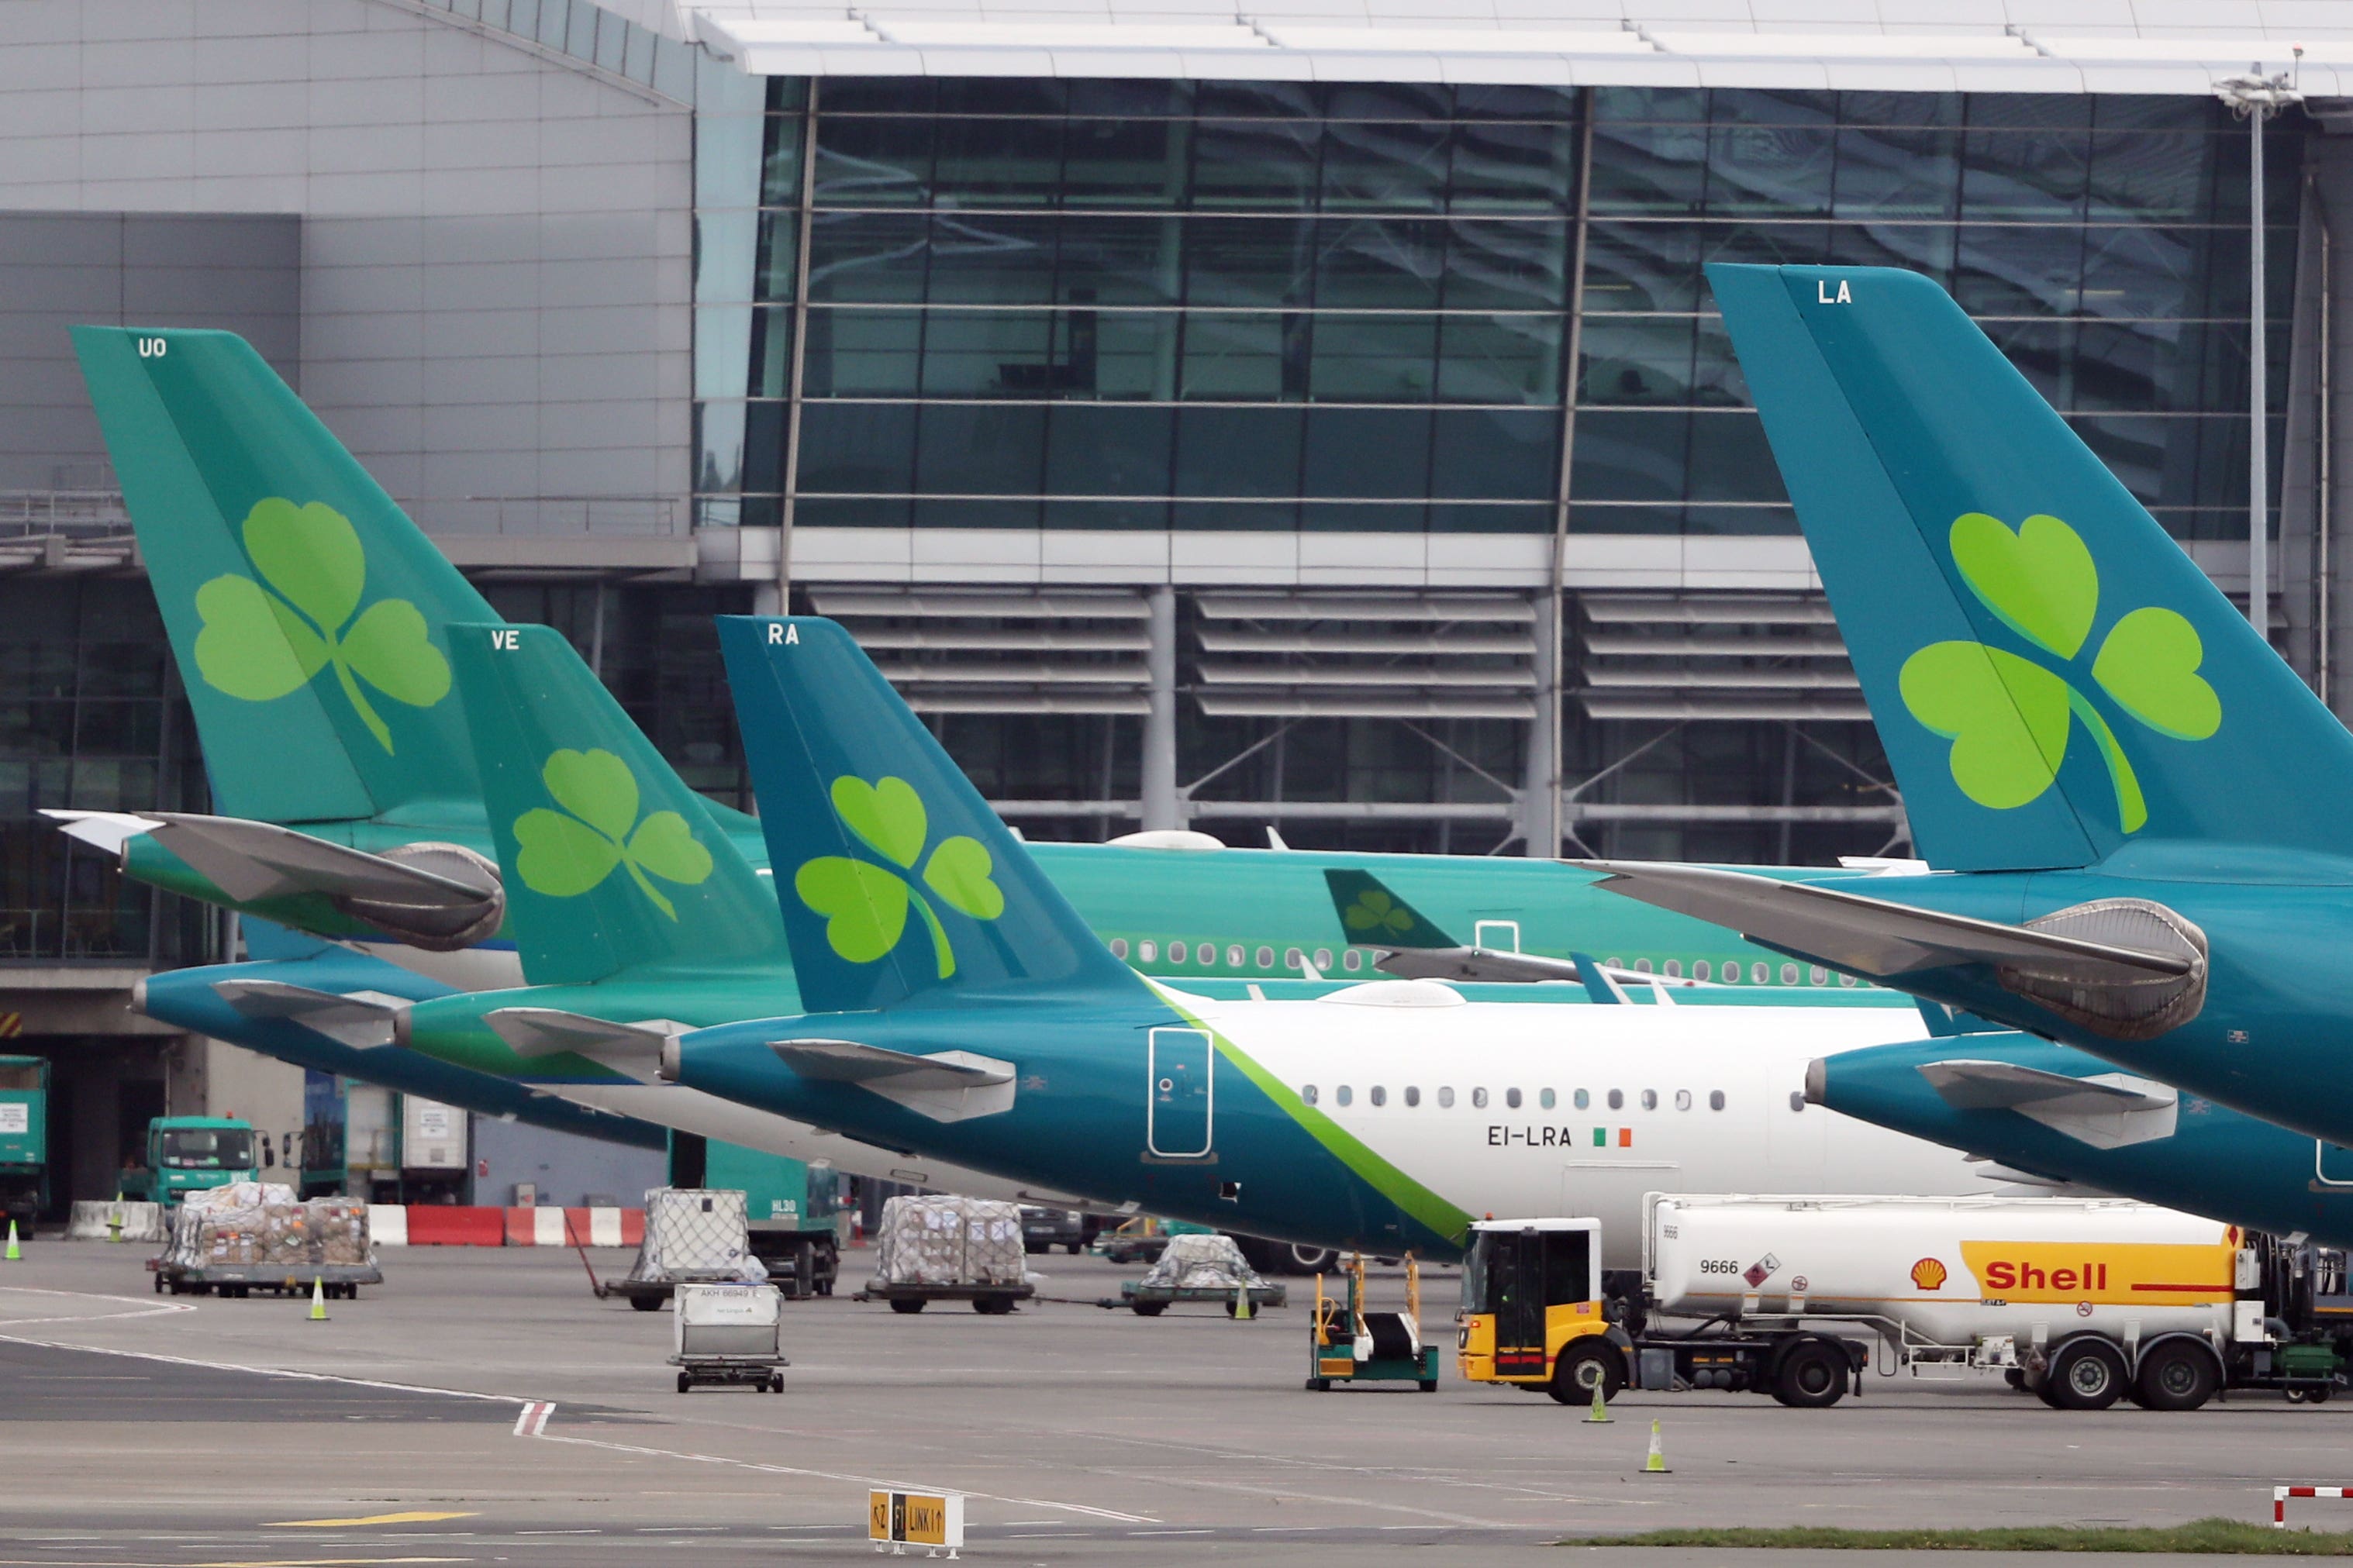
left=657, top=2, right=2353, bottom=95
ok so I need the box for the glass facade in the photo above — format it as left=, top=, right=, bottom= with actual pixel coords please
left=698, top=81, right=2299, bottom=543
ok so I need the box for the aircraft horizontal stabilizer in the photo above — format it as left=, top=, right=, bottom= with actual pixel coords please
left=1920, top=1059, right=2178, bottom=1151
left=1374, top=946, right=1582, bottom=985
left=208, top=979, right=407, bottom=1049
left=136, top=813, right=495, bottom=908
left=1575, top=861, right=2191, bottom=984
left=768, top=1039, right=1018, bottom=1124
left=41, top=809, right=155, bottom=856
left=486, top=1009, right=678, bottom=1077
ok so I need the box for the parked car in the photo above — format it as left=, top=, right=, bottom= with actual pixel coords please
left=1020, top=1205, right=1088, bottom=1255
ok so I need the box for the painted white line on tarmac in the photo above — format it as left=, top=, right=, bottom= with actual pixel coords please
left=0, top=1328, right=526, bottom=1406
left=0, top=1285, right=198, bottom=1328
left=527, top=1430, right=1159, bottom=1524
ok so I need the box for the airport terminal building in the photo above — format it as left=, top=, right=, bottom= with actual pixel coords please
left=0, top=0, right=2341, bottom=1200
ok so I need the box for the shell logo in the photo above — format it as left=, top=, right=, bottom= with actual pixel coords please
left=1911, top=1256, right=1948, bottom=1291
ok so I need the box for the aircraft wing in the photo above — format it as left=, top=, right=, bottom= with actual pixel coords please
left=209, top=979, right=408, bottom=1049
left=128, top=812, right=497, bottom=908
left=771, top=1039, right=1014, bottom=1091
left=1573, top=860, right=2193, bottom=984
left=486, top=1009, right=678, bottom=1077
left=1919, top=1058, right=2179, bottom=1151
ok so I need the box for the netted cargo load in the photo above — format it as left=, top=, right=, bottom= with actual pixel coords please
left=623, top=1188, right=765, bottom=1286
left=160, top=1184, right=373, bottom=1271
left=1138, top=1232, right=1266, bottom=1294
left=872, top=1196, right=1028, bottom=1287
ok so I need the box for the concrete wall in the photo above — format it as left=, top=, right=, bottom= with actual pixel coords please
left=0, top=212, right=299, bottom=491
left=0, top=0, right=693, bottom=534
left=470, top=1112, right=666, bottom=1210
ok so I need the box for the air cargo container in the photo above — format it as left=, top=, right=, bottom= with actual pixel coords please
left=1456, top=1195, right=2352, bottom=1412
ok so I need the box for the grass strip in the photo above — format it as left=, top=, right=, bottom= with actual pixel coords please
left=1558, top=1519, right=2353, bottom=1554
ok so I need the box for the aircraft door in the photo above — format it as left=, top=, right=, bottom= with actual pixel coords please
left=1147, top=1027, right=1213, bottom=1158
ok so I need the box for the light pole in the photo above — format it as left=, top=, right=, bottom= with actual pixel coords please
left=2216, top=64, right=2303, bottom=641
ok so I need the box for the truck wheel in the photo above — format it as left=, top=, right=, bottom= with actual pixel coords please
left=1066, top=1242, right=1084, bottom=1255
left=2048, top=1339, right=2128, bottom=1411
left=2134, top=1341, right=2219, bottom=1412
left=1547, top=1341, right=1626, bottom=1405
left=1771, top=1340, right=1848, bottom=1409
left=889, top=1297, right=926, bottom=1314
left=630, top=1295, right=662, bottom=1313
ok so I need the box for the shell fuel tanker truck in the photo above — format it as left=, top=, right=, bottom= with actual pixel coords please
left=1456, top=1195, right=2350, bottom=1411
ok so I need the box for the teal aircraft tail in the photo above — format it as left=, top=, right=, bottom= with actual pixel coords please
left=1323, top=869, right=1458, bottom=951
left=73, top=326, right=496, bottom=825
left=716, top=616, right=1140, bottom=1014
left=451, top=622, right=784, bottom=987
left=1708, top=264, right=2353, bottom=870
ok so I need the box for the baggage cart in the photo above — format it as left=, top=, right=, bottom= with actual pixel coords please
left=669, top=1280, right=788, bottom=1394
left=148, top=1256, right=381, bottom=1298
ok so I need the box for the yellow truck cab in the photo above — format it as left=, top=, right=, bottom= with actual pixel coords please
left=1458, top=1218, right=1633, bottom=1403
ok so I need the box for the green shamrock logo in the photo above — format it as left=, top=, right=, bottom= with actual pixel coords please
left=1342, top=889, right=1414, bottom=937
left=794, top=776, right=1005, bottom=978
left=512, top=749, right=714, bottom=919
left=1899, top=512, right=2221, bottom=834
left=191, top=498, right=451, bottom=753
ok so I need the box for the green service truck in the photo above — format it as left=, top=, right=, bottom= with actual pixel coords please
left=120, top=1116, right=258, bottom=1208
left=672, top=1135, right=843, bottom=1299
left=0, top=1056, right=47, bottom=1227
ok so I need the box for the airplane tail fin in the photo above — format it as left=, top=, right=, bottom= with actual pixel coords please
left=72, top=326, right=496, bottom=825
left=1323, top=869, right=1459, bottom=950
left=1707, top=264, right=2353, bottom=870
left=715, top=616, right=1141, bottom=1014
left=450, top=622, right=785, bottom=987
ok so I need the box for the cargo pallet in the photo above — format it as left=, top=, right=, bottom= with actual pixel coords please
left=854, top=1280, right=1033, bottom=1315
left=147, top=1258, right=380, bottom=1298
left=1307, top=1254, right=1439, bottom=1391
left=1109, top=1279, right=1287, bottom=1317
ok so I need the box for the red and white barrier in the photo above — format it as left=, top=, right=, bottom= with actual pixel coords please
left=2274, top=1486, right=2353, bottom=1527
left=367, top=1204, right=641, bottom=1247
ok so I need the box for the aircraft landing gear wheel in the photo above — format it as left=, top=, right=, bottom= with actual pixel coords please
left=2048, top=1339, right=2127, bottom=1411
left=2135, top=1342, right=2220, bottom=1412
left=1771, top=1339, right=1848, bottom=1409
left=1547, top=1342, right=1626, bottom=1405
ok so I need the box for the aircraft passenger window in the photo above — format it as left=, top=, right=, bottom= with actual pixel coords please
left=1710, top=1090, right=1725, bottom=1111
left=1664, top=960, right=1682, bottom=978
left=1471, top=1087, right=1489, bottom=1109
left=1313, top=948, right=1332, bottom=970
left=1719, top=961, right=1738, bottom=984
left=1640, top=1089, right=1657, bottom=1111
left=1539, top=1088, right=1555, bottom=1110
left=1506, top=1088, right=1522, bottom=1109
left=1789, top=1091, right=1806, bottom=1111
left=1344, top=949, right=1362, bottom=970
left=1781, top=963, right=1799, bottom=985
left=1606, top=1089, right=1623, bottom=1111
left=1573, top=1088, right=1589, bottom=1110
left=1201, top=942, right=1218, bottom=966
left=1255, top=946, right=1274, bottom=969
left=1168, top=941, right=1186, bottom=963
left=1404, top=1086, right=1420, bottom=1108
left=1370, top=1086, right=1386, bottom=1108
left=1810, top=966, right=1828, bottom=985
left=1693, top=961, right=1711, bottom=981
left=1604, top=956, right=1621, bottom=969
left=1227, top=945, right=1245, bottom=967
left=1110, top=938, right=1130, bottom=960
left=1302, top=1084, right=1319, bottom=1106
left=1634, top=959, right=1653, bottom=974
left=1336, top=1085, right=1353, bottom=1107
left=1841, top=974, right=1858, bottom=987
left=1675, top=1089, right=1692, bottom=1111
left=1139, top=940, right=1158, bottom=963
left=1751, top=963, right=1769, bottom=984
left=1285, top=947, right=1303, bottom=971
left=1437, top=1087, right=1455, bottom=1108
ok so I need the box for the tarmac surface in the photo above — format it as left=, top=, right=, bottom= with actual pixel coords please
left=0, top=1239, right=2341, bottom=1565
